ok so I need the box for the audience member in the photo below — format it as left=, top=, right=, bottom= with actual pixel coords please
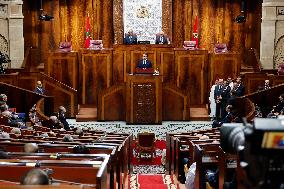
left=48, top=116, right=61, bottom=130
left=75, top=128, right=84, bottom=136
left=234, top=76, right=245, bottom=97
left=220, top=80, right=231, bottom=119
left=11, top=127, right=21, bottom=135
left=21, top=168, right=49, bottom=185
left=185, top=162, right=196, bottom=189
left=62, top=134, right=74, bottom=142
left=57, top=106, right=70, bottom=130
left=212, top=105, right=234, bottom=128
left=0, top=94, right=8, bottom=107
left=258, top=79, right=271, bottom=91
left=34, top=81, right=45, bottom=95
left=0, top=132, right=10, bottom=139
left=227, top=77, right=234, bottom=90
left=214, top=79, right=224, bottom=121
left=209, top=79, right=218, bottom=119
left=267, top=94, right=284, bottom=118
left=0, top=151, right=9, bottom=159
left=24, top=143, right=39, bottom=153
left=73, top=145, right=90, bottom=154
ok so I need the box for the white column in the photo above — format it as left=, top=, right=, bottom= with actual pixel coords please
left=261, top=0, right=284, bottom=69
left=0, top=0, right=24, bottom=68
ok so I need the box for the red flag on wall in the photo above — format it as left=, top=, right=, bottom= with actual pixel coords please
left=191, top=15, right=199, bottom=48
left=85, top=15, right=91, bottom=48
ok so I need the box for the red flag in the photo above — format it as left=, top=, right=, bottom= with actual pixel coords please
left=191, top=15, right=199, bottom=48
left=85, top=15, right=91, bottom=48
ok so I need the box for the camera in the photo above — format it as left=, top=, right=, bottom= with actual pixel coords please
left=220, top=118, right=284, bottom=189
left=39, top=13, right=54, bottom=21
left=39, top=9, right=54, bottom=21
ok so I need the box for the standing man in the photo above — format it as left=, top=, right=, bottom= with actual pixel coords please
left=34, top=81, right=45, bottom=95
left=214, top=79, right=224, bottom=121
left=155, top=31, right=169, bottom=44
left=137, top=53, right=152, bottom=69
left=124, top=29, right=137, bottom=44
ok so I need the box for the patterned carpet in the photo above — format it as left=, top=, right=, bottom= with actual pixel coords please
left=67, top=120, right=212, bottom=140
left=68, top=120, right=211, bottom=174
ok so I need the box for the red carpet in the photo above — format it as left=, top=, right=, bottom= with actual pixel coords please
left=129, top=174, right=179, bottom=189
left=131, top=140, right=166, bottom=165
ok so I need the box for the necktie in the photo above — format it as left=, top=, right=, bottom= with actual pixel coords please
left=160, top=36, right=163, bottom=43
left=143, top=60, right=146, bottom=65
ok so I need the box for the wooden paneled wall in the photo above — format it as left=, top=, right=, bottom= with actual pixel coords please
left=23, top=0, right=262, bottom=66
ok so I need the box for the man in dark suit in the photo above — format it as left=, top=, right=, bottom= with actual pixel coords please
left=34, top=81, right=45, bottom=95
left=155, top=31, right=169, bottom=44
left=220, top=81, right=231, bottom=119
left=212, top=105, right=234, bottom=128
left=214, top=79, right=224, bottom=121
left=124, top=29, right=137, bottom=45
left=234, top=77, right=245, bottom=97
left=137, top=53, right=152, bottom=68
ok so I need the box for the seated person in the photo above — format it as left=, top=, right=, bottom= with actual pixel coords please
left=137, top=53, right=152, bottom=69
left=155, top=31, right=169, bottom=44
left=212, top=105, right=234, bottom=128
left=267, top=94, right=284, bottom=118
left=124, top=29, right=137, bottom=44
left=21, top=168, right=50, bottom=185
left=57, top=106, right=70, bottom=130
left=258, top=79, right=271, bottom=91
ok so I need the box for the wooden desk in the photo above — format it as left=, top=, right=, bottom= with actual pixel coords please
left=126, top=74, right=163, bottom=124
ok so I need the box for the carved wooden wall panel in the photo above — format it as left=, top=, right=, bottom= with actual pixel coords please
left=47, top=52, right=78, bottom=89
left=174, top=49, right=208, bottom=105
left=23, top=0, right=261, bottom=68
left=98, top=84, right=125, bottom=121
left=79, top=49, right=113, bottom=105
left=209, top=53, right=241, bottom=88
left=162, top=84, right=190, bottom=120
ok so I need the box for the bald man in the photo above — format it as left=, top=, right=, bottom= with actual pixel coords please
left=24, top=143, right=39, bottom=153
left=21, top=168, right=49, bottom=185
left=34, top=81, right=45, bottom=95
left=155, top=31, right=169, bottom=44
left=124, top=29, right=137, bottom=44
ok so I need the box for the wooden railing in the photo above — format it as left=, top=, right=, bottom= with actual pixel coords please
left=0, top=82, right=54, bottom=117
left=38, top=72, right=78, bottom=117
left=236, top=83, right=284, bottom=121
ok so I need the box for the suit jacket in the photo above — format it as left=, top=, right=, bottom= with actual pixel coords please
left=155, top=34, right=168, bottom=44
left=34, top=87, right=45, bottom=95
left=124, top=34, right=137, bottom=44
left=214, top=85, right=223, bottom=100
left=235, top=83, right=245, bottom=97
left=137, top=59, right=152, bottom=68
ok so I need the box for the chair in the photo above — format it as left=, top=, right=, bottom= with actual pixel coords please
left=136, top=132, right=156, bottom=161
left=59, top=42, right=72, bottom=52
left=278, top=63, right=284, bottom=75
left=214, top=43, right=228, bottom=53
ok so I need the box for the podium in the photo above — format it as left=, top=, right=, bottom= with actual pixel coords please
left=126, top=74, right=163, bottom=124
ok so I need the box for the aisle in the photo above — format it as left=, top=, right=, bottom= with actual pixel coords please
left=129, top=174, right=179, bottom=189
left=132, top=140, right=166, bottom=174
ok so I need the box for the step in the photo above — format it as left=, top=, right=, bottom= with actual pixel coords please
left=190, top=106, right=210, bottom=121
left=76, top=104, right=97, bottom=122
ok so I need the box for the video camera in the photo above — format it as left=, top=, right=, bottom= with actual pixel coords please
left=220, top=118, right=284, bottom=189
